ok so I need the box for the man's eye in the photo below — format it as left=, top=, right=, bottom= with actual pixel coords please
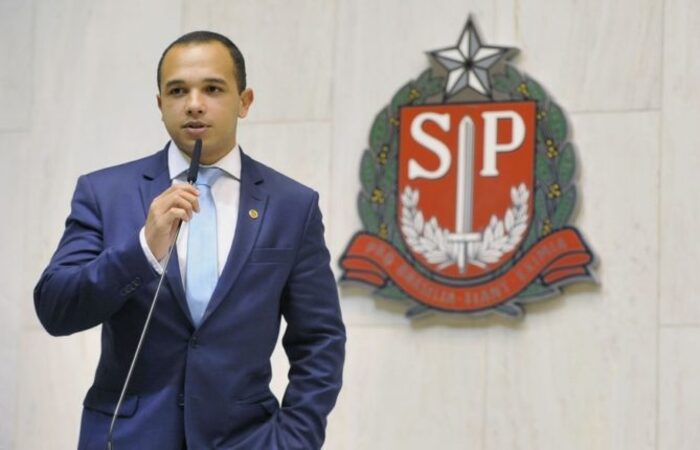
left=169, top=88, right=185, bottom=96
left=206, top=86, right=222, bottom=94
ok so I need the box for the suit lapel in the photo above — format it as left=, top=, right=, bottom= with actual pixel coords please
left=139, top=144, right=194, bottom=325
left=200, top=151, right=268, bottom=326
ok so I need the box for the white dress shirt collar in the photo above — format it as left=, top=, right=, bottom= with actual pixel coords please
left=167, top=141, right=242, bottom=181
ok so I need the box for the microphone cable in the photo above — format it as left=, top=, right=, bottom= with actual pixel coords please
left=106, top=139, right=202, bottom=450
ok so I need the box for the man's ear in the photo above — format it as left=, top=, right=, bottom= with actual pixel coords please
left=156, top=94, right=164, bottom=121
left=238, top=88, right=254, bottom=118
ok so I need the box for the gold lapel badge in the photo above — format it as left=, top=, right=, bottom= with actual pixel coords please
left=248, top=209, right=259, bottom=219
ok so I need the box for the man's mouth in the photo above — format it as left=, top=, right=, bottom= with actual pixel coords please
left=183, top=122, right=210, bottom=136
left=183, top=121, right=209, bottom=130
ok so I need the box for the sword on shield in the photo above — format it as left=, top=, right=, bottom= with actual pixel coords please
left=448, top=116, right=481, bottom=274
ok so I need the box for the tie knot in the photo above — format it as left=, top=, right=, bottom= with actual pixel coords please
left=196, top=167, right=224, bottom=187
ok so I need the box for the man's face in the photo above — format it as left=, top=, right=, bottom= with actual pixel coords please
left=157, top=41, right=253, bottom=164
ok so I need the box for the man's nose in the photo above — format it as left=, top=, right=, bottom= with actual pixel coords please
left=186, top=91, right=205, bottom=115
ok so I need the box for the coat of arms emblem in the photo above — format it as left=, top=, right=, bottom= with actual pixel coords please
left=340, top=17, right=595, bottom=318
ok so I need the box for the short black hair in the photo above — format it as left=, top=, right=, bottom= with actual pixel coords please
left=157, top=31, right=247, bottom=93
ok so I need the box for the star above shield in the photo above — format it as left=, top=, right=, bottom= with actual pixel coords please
left=430, top=18, right=513, bottom=98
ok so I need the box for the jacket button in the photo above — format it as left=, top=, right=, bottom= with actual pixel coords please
left=189, top=336, right=198, bottom=348
left=177, top=393, right=184, bottom=408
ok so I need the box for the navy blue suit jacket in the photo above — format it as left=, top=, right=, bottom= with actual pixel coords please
left=34, top=145, right=346, bottom=449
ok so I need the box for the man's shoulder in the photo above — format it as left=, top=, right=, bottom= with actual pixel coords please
left=244, top=153, right=316, bottom=200
left=84, top=149, right=165, bottom=181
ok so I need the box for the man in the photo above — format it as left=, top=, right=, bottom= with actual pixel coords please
left=34, top=31, right=345, bottom=449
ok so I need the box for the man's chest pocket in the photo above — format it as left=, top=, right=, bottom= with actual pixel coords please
left=248, top=248, right=294, bottom=264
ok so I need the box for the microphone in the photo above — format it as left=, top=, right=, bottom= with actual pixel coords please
left=106, top=139, right=202, bottom=449
left=187, top=138, right=202, bottom=184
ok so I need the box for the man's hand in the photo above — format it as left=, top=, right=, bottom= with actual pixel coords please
left=145, top=184, right=200, bottom=260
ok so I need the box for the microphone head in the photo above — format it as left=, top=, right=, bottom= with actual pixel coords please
left=187, top=139, right=202, bottom=183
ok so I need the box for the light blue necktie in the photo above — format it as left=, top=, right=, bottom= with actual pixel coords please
left=185, top=167, right=223, bottom=326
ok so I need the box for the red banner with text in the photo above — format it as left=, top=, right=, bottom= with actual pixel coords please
left=340, top=228, right=593, bottom=312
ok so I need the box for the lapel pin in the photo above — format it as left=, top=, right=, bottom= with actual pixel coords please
left=248, top=209, right=259, bottom=219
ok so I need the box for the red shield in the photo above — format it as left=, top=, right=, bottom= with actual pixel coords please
left=398, top=101, right=537, bottom=279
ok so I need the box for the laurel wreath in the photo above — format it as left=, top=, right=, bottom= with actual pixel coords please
left=356, top=63, right=578, bottom=315
left=400, top=183, right=529, bottom=270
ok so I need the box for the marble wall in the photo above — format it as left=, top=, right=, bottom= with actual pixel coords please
left=0, top=0, right=695, bottom=449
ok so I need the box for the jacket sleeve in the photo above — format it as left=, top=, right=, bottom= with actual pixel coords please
left=275, top=192, right=346, bottom=449
left=34, top=174, right=157, bottom=336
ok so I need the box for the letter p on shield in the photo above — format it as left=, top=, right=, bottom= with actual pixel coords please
left=480, top=110, right=526, bottom=177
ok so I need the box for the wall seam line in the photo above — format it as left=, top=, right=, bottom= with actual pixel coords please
left=654, top=1, right=667, bottom=449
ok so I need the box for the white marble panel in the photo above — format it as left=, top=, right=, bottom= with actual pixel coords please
left=0, top=132, right=26, bottom=450
left=659, top=0, right=700, bottom=324
left=516, top=0, right=662, bottom=112
left=325, top=325, right=487, bottom=450
left=15, top=328, right=100, bottom=450
left=566, top=112, right=659, bottom=327
left=0, top=0, right=33, bottom=131
left=20, top=127, right=57, bottom=331
left=484, top=322, right=656, bottom=450
left=181, top=0, right=337, bottom=122
left=658, top=327, right=700, bottom=450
